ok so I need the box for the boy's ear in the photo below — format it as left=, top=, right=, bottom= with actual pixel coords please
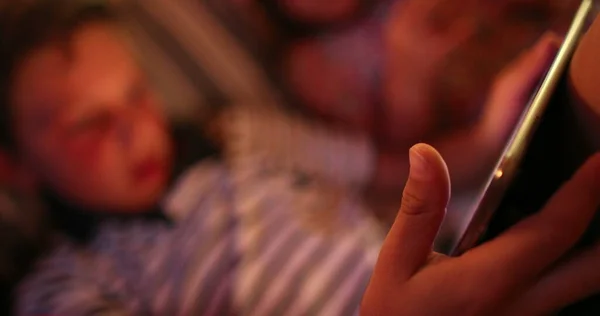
left=0, top=150, right=38, bottom=193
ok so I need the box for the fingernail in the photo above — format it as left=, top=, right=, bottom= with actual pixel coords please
left=409, top=145, right=431, bottom=180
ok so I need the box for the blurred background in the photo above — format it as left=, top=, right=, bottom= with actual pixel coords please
left=116, top=0, right=584, bottom=251
left=0, top=0, right=593, bottom=313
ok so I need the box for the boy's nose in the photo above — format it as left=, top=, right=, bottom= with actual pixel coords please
left=115, top=109, right=136, bottom=148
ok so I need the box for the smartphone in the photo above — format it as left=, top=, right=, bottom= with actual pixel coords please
left=438, top=0, right=596, bottom=257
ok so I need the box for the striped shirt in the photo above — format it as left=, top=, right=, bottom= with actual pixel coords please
left=17, top=159, right=385, bottom=316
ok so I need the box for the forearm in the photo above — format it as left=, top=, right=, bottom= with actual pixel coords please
left=218, top=105, right=376, bottom=186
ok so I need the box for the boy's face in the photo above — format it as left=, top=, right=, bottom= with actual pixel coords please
left=9, top=22, right=173, bottom=213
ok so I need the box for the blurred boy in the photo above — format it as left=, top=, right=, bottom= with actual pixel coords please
left=1, top=2, right=381, bottom=315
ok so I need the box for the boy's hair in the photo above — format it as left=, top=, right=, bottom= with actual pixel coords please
left=0, top=0, right=117, bottom=149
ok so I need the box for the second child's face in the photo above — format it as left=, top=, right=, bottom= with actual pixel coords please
left=10, top=22, right=173, bottom=213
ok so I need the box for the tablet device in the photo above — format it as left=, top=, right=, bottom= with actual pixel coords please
left=439, top=0, right=596, bottom=256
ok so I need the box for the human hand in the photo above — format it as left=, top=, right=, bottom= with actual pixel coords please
left=372, top=33, right=558, bottom=195
left=284, top=38, right=376, bottom=132
left=385, top=0, right=480, bottom=80
left=382, top=0, right=480, bottom=144
left=478, top=32, right=561, bottom=145
left=361, top=143, right=600, bottom=315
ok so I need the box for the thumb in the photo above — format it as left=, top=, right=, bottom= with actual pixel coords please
left=374, top=144, right=451, bottom=282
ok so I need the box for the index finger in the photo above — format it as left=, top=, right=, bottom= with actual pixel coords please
left=465, top=153, right=600, bottom=292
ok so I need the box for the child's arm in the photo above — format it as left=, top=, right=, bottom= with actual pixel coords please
left=214, top=33, right=557, bottom=194
left=214, top=104, right=376, bottom=187
left=213, top=104, right=488, bottom=193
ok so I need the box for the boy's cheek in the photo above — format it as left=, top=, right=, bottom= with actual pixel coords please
left=62, top=136, right=105, bottom=159
left=49, top=137, right=116, bottom=178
